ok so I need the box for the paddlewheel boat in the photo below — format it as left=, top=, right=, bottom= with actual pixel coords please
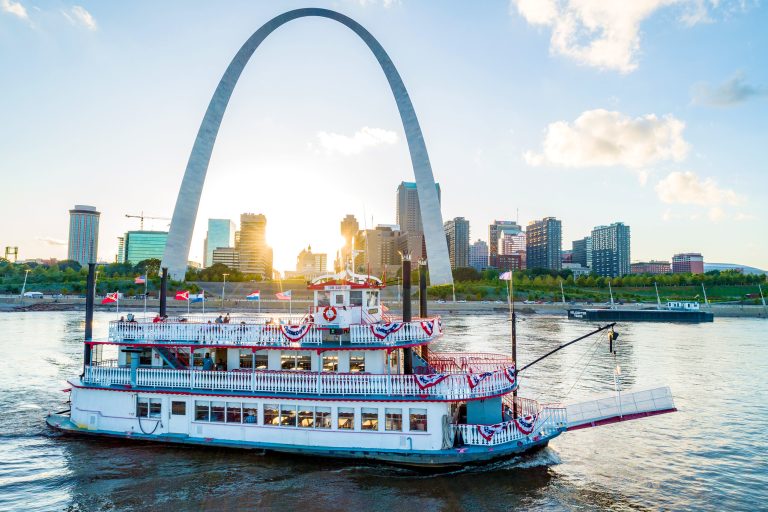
left=47, top=263, right=677, bottom=467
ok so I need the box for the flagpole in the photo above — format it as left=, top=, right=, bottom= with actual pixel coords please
left=143, top=277, right=147, bottom=318
left=202, top=294, right=205, bottom=314
left=116, top=292, right=119, bottom=316
left=187, top=296, right=190, bottom=315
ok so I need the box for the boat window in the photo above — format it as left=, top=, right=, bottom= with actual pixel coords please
left=322, top=354, right=338, bottom=372
left=243, top=406, right=258, bottom=424
left=338, top=408, right=355, bottom=430
left=315, top=407, right=331, bottom=429
left=298, top=408, right=314, bottom=428
left=139, top=348, right=152, bottom=366
left=136, top=398, right=148, bottom=418
left=317, top=291, right=330, bottom=307
left=280, top=406, right=297, bottom=427
left=239, top=350, right=252, bottom=368
left=385, top=408, right=402, bottom=431
left=349, top=353, right=365, bottom=373
left=296, top=354, right=311, bottom=371
left=409, top=409, right=428, bottom=432
left=281, top=353, right=311, bottom=371
left=226, top=402, right=242, bottom=423
left=171, top=401, right=186, bottom=416
left=361, top=408, right=378, bottom=431
left=334, top=293, right=345, bottom=306
left=350, top=291, right=363, bottom=306
left=281, top=354, right=296, bottom=370
left=366, top=291, right=379, bottom=308
left=211, top=401, right=225, bottom=422
left=264, top=404, right=279, bottom=426
left=149, top=399, right=161, bottom=418
left=195, top=401, right=210, bottom=422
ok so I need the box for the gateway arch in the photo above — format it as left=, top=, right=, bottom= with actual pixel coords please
left=161, top=8, right=453, bottom=285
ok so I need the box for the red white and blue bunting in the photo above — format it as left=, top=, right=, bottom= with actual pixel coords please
left=477, top=423, right=505, bottom=441
left=370, top=322, right=404, bottom=340
left=514, top=414, right=537, bottom=435
left=420, top=319, right=435, bottom=337
left=280, top=324, right=312, bottom=342
left=466, top=371, right=494, bottom=389
left=503, top=365, right=517, bottom=388
left=413, top=373, right=449, bottom=390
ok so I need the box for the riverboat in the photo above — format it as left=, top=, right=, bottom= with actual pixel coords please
left=568, top=300, right=714, bottom=323
left=47, top=258, right=678, bottom=467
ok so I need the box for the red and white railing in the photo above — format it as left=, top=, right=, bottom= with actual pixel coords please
left=109, top=322, right=323, bottom=345
left=349, top=317, right=442, bottom=345
left=454, top=404, right=567, bottom=446
left=427, top=350, right=514, bottom=373
left=82, top=364, right=515, bottom=400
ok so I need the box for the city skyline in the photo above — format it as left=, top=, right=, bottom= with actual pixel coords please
left=2, top=1, right=766, bottom=271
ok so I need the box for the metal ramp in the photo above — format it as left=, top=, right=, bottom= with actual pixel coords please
left=566, top=386, right=676, bottom=431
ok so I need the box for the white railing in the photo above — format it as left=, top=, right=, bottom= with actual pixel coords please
left=428, top=351, right=514, bottom=373
left=82, top=365, right=515, bottom=400
left=454, top=405, right=567, bottom=446
left=109, top=322, right=322, bottom=346
left=349, top=317, right=442, bottom=345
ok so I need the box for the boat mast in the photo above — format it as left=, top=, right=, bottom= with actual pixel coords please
left=560, top=279, right=566, bottom=304
left=701, top=282, right=709, bottom=307
left=608, top=280, right=615, bottom=309
left=759, top=284, right=767, bottom=316
left=654, top=281, right=661, bottom=309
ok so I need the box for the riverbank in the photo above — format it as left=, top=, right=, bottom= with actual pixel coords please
left=2, top=297, right=766, bottom=318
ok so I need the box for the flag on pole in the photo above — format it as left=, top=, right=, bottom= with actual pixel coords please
left=499, top=271, right=512, bottom=281
left=102, top=292, right=119, bottom=304
left=190, top=293, right=205, bottom=303
left=175, top=290, right=189, bottom=301
left=275, top=290, right=292, bottom=300
left=134, top=275, right=146, bottom=284
left=246, top=291, right=261, bottom=301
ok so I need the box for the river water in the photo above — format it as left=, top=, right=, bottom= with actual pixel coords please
left=0, top=311, right=765, bottom=511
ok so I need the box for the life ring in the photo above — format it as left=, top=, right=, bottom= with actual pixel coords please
left=322, top=306, right=337, bottom=322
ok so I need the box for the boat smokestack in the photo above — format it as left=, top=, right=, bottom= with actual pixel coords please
left=160, top=267, right=168, bottom=317
left=419, top=259, right=427, bottom=318
left=84, top=262, right=95, bottom=372
left=402, top=253, right=413, bottom=374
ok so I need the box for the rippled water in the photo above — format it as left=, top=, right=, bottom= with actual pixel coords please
left=0, top=311, right=765, bottom=511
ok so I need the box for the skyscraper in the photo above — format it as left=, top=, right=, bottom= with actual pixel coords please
left=238, top=213, right=273, bottom=277
left=340, top=214, right=359, bottom=266
left=572, top=236, right=592, bottom=269
left=526, top=217, right=562, bottom=271
left=444, top=217, right=470, bottom=269
left=396, top=181, right=440, bottom=259
left=469, top=239, right=488, bottom=271
left=67, top=205, right=100, bottom=266
left=591, top=223, right=631, bottom=277
left=204, top=218, right=236, bottom=268
left=488, top=220, right=522, bottom=268
left=123, top=231, right=168, bottom=264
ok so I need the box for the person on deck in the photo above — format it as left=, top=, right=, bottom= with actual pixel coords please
left=215, top=315, right=223, bottom=324
left=202, top=353, right=214, bottom=371
left=223, top=313, right=230, bottom=324
left=152, top=315, right=161, bottom=323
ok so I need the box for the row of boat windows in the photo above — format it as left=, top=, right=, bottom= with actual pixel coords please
left=190, top=400, right=428, bottom=432
left=134, top=349, right=368, bottom=372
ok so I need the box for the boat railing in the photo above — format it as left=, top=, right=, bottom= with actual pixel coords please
left=427, top=350, right=514, bottom=373
left=81, top=364, right=515, bottom=400
left=454, top=404, right=567, bottom=446
left=349, top=317, right=442, bottom=345
left=108, top=317, right=441, bottom=346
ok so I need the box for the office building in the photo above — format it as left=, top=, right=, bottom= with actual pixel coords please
left=355, top=225, right=401, bottom=276
left=204, top=219, right=236, bottom=268
left=116, top=237, right=125, bottom=264
left=526, top=217, right=562, bottom=271
left=123, top=231, right=168, bottom=264
left=631, top=261, right=671, bottom=274
left=672, top=253, right=704, bottom=274
left=498, top=253, right=523, bottom=271
left=340, top=214, right=359, bottom=266
left=572, top=237, right=592, bottom=269
left=444, top=217, right=470, bottom=269
left=469, top=239, right=488, bottom=271
left=562, top=262, right=591, bottom=277
left=212, top=247, right=240, bottom=269
left=591, top=223, right=631, bottom=277
left=396, top=181, right=441, bottom=259
left=238, top=213, right=273, bottom=277
left=488, top=220, right=522, bottom=268
left=67, top=205, right=100, bottom=266
left=296, top=245, right=327, bottom=278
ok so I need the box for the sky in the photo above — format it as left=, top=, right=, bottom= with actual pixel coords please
left=1, top=0, right=766, bottom=272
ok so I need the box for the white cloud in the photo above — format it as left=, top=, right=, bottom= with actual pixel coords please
left=316, top=127, right=398, bottom=156
left=524, top=109, right=689, bottom=168
left=655, top=171, right=743, bottom=206
left=62, top=5, right=97, bottom=30
left=693, top=72, right=768, bottom=106
left=1, top=0, right=28, bottom=19
left=510, top=0, right=742, bottom=73
left=36, top=236, right=66, bottom=246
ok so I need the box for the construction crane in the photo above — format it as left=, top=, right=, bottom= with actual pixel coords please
left=125, top=212, right=171, bottom=230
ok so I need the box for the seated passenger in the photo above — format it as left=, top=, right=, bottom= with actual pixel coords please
left=245, top=410, right=257, bottom=423
left=202, top=353, right=214, bottom=371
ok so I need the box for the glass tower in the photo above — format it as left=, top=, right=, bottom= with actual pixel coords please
left=68, top=205, right=100, bottom=266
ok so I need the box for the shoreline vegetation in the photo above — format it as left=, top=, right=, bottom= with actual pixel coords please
left=2, top=259, right=765, bottom=306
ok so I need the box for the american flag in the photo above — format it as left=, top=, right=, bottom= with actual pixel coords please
left=134, top=275, right=146, bottom=284
left=275, top=290, right=292, bottom=300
